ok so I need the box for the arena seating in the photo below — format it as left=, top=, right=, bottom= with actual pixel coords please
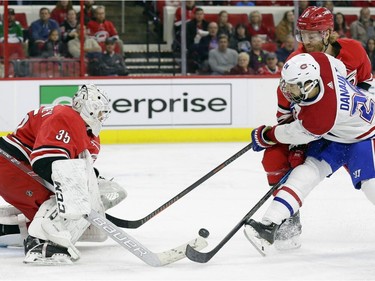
left=204, top=13, right=249, bottom=27
left=14, top=13, right=28, bottom=29
left=344, top=14, right=358, bottom=26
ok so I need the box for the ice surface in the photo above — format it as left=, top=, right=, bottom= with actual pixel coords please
left=1, top=142, right=374, bottom=280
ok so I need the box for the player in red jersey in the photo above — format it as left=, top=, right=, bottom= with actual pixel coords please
left=260, top=6, right=373, bottom=251
left=0, top=84, right=126, bottom=264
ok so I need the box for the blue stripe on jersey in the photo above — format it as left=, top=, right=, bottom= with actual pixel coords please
left=274, top=197, right=294, bottom=217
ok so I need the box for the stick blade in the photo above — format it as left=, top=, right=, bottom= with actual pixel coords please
left=185, top=244, right=216, bottom=263
left=156, top=236, right=208, bottom=266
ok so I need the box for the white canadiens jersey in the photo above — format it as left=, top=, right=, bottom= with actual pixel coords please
left=274, top=53, right=375, bottom=145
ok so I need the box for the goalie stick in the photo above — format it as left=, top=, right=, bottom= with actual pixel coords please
left=0, top=147, right=207, bottom=266
left=185, top=170, right=292, bottom=263
left=106, top=143, right=252, bottom=228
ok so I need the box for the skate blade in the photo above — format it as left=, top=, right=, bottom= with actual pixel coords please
left=243, top=226, right=270, bottom=257
left=23, top=253, right=73, bottom=265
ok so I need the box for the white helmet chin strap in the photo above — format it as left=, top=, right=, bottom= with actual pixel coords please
left=301, top=79, right=319, bottom=99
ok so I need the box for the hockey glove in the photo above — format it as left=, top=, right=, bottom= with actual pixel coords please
left=288, top=144, right=307, bottom=168
left=251, top=125, right=276, bottom=152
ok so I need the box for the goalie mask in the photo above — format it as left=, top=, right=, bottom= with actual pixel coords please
left=72, top=84, right=111, bottom=136
left=279, top=53, right=322, bottom=104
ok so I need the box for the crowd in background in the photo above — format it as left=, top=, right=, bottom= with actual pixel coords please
left=0, top=0, right=128, bottom=77
left=1, top=0, right=375, bottom=77
left=168, top=0, right=375, bottom=75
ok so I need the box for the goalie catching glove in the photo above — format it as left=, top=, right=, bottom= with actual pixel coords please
left=251, top=125, right=277, bottom=152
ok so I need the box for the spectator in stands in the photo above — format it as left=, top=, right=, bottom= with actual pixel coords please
left=334, top=12, right=350, bottom=38
left=60, top=8, right=78, bottom=43
left=174, top=0, right=196, bottom=26
left=350, top=7, right=375, bottom=47
left=323, top=1, right=335, bottom=14
left=0, top=8, right=23, bottom=43
left=234, top=1, right=255, bottom=6
left=28, top=7, right=60, bottom=57
left=41, top=28, right=68, bottom=58
left=248, top=35, right=267, bottom=72
left=253, top=1, right=293, bottom=6
left=78, top=0, right=95, bottom=25
left=186, top=7, right=209, bottom=52
left=51, top=0, right=73, bottom=25
left=366, top=38, right=375, bottom=73
left=208, top=34, right=238, bottom=75
left=275, top=34, right=295, bottom=68
left=229, top=51, right=255, bottom=75
left=90, top=37, right=129, bottom=76
left=256, top=52, right=281, bottom=75
left=275, top=10, right=294, bottom=46
left=217, top=10, right=233, bottom=38
left=298, top=0, right=309, bottom=15
left=248, top=10, right=273, bottom=42
left=195, top=21, right=219, bottom=73
left=87, top=5, right=124, bottom=56
left=229, top=23, right=251, bottom=53
left=67, top=24, right=101, bottom=58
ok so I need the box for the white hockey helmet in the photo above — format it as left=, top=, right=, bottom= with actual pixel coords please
left=72, top=84, right=111, bottom=136
left=279, top=53, right=322, bottom=103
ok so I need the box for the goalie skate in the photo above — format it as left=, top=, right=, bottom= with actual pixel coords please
left=23, top=236, right=74, bottom=265
left=244, top=219, right=279, bottom=256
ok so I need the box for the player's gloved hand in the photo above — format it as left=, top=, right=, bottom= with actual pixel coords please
left=251, top=125, right=276, bottom=152
left=288, top=144, right=307, bottom=168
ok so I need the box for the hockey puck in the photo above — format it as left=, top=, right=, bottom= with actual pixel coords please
left=198, top=228, right=210, bottom=238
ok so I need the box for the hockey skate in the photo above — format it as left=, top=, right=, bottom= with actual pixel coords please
left=244, top=219, right=279, bottom=256
left=274, top=211, right=302, bottom=251
left=23, top=235, right=73, bottom=265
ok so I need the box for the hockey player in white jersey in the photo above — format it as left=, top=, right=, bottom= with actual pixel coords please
left=245, top=52, right=375, bottom=254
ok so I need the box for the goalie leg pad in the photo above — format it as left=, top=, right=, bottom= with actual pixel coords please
left=0, top=205, right=29, bottom=247
left=78, top=178, right=127, bottom=243
left=51, top=159, right=91, bottom=219
left=27, top=197, right=89, bottom=262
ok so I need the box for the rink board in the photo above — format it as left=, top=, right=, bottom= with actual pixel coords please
left=0, top=77, right=279, bottom=143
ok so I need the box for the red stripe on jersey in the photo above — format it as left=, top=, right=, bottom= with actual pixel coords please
left=280, top=186, right=302, bottom=207
left=355, top=126, right=375, bottom=140
left=297, top=53, right=337, bottom=135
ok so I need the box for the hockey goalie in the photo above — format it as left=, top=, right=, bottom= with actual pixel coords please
left=0, top=84, right=126, bottom=264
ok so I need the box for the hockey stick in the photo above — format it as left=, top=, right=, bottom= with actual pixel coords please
left=106, top=143, right=252, bottom=229
left=0, top=147, right=207, bottom=267
left=185, top=170, right=292, bottom=263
